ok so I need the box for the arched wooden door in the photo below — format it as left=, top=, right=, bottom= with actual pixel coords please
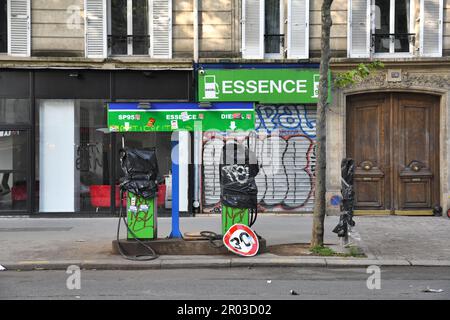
left=346, top=93, right=440, bottom=215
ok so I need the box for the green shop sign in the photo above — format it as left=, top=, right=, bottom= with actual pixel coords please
left=107, top=102, right=255, bottom=132
left=198, top=68, right=330, bottom=104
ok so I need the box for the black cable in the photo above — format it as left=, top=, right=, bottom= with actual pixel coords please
left=116, top=189, right=159, bottom=261
left=249, top=207, right=258, bottom=227
left=199, top=231, right=224, bottom=248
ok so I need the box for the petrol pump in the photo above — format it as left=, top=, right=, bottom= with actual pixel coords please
left=219, top=140, right=259, bottom=234
left=119, top=147, right=160, bottom=240
left=108, top=101, right=256, bottom=258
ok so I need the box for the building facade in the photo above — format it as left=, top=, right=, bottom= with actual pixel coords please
left=0, top=0, right=449, bottom=216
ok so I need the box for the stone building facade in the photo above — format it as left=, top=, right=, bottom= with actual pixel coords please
left=0, top=0, right=449, bottom=216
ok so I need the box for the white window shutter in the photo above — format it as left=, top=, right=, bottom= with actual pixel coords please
left=242, top=0, right=264, bottom=59
left=287, top=0, right=309, bottom=59
left=85, top=0, right=107, bottom=58
left=151, top=0, right=172, bottom=59
left=7, top=0, right=30, bottom=57
left=348, top=0, right=370, bottom=58
left=420, top=0, right=443, bottom=57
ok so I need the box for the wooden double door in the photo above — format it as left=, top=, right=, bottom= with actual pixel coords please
left=346, top=93, right=440, bottom=215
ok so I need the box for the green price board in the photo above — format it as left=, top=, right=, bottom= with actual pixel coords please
left=108, top=102, right=255, bottom=132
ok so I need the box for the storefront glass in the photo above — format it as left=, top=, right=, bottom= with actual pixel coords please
left=36, top=99, right=110, bottom=213
left=0, top=130, right=30, bottom=211
left=0, top=98, right=31, bottom=213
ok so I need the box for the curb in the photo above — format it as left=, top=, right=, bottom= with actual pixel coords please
left=4, top=257, right=450, bottom=271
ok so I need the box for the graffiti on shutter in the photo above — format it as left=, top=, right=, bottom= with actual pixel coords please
left=202, top=105, right=316, bottom=213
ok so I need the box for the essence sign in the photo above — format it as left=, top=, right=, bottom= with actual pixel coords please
left=198, top=68, right=330, bottom=104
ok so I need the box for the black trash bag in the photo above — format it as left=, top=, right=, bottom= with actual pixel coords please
left=119, top=148, right=161, bottom=199
left=219, top=141, right=259, bottom=209
left=333, top=158, right=356, bottom=237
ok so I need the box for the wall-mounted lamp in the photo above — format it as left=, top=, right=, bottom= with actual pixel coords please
left=199, top=102, right=212, bottom=108
left=138, top=102, right=152, bottom=109
left=69, top=72, right=80, bottom=78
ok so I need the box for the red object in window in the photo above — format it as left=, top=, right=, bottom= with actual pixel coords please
left=89, top=185, right=126, bottom=208
left=11, top=182, right=39, bottom=201
left=11, top=184, right=27, bottom=201
left=157, top=184, right=166, bottom=207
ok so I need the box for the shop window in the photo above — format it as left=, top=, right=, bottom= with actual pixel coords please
left=36, top=100, right=111, bottom=213
left=0, top=130, right=30, bottom=212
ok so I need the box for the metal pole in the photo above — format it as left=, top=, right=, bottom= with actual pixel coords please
left=169, top=132, right=182, bottom=238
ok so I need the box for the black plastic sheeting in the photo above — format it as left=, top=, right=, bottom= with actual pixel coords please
left=219, top=141, right=259, bottom=209
left=119, top=148, right=161, bottom=199
left=333, top=158, right=356, bottom=237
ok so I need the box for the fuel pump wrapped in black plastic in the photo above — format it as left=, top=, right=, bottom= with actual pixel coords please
left=119, top=148, right=160, bottom=199
left=219, top=141, right=259, bottom=208
left=333, top=158, right=356, bottom=237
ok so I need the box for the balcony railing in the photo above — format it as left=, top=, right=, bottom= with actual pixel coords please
left=107, top=35, right=150, bottom=56
left=264, top=34, right=285, bottom=55
left=371, top=33, right=415, bottom=54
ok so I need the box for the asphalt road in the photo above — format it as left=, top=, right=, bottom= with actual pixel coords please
left=1, top=267, right=449, bottom=300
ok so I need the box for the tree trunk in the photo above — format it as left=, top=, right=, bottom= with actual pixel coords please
left=311, top=0, right=333, bottom=248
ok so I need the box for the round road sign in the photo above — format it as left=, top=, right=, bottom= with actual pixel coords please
left=223, top=224, right=259, bottom=257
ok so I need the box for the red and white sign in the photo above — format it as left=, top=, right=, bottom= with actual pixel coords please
left=223, top=224, right=259, bottom=257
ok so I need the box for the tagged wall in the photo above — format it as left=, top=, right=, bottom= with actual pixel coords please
left=202, top=105, right=316, bottom=213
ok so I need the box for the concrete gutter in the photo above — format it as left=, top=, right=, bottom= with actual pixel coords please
left=3, top=256, right=450, bottom=271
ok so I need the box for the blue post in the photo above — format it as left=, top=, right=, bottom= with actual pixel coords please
left=169, top=133, right=182, bottom=238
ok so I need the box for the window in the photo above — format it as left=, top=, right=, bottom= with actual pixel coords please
left=0, top=130, right=30, bottom=212
left=108, top=0, right=150, bottom=56
left=372, top=0, right=414, bottom=55
left=0, top=0, right=31, bottom=56
left=242, top=0, right=309, bottom=59
left=348, top=0, right=443, bottom=58
left=85, top=0, right=171, bottom=59
left=264, top=0, right=283, bottom=58
left=0, top=0, right=6, bottom=53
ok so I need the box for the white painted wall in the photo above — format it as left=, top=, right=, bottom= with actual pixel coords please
left=39, top=100, right=75, bottom=212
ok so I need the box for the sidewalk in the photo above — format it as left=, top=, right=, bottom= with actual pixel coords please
left=1, top=215, right=449, bottom=270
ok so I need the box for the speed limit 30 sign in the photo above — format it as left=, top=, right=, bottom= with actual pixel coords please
left=223, top=224, right=259, bottom=257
